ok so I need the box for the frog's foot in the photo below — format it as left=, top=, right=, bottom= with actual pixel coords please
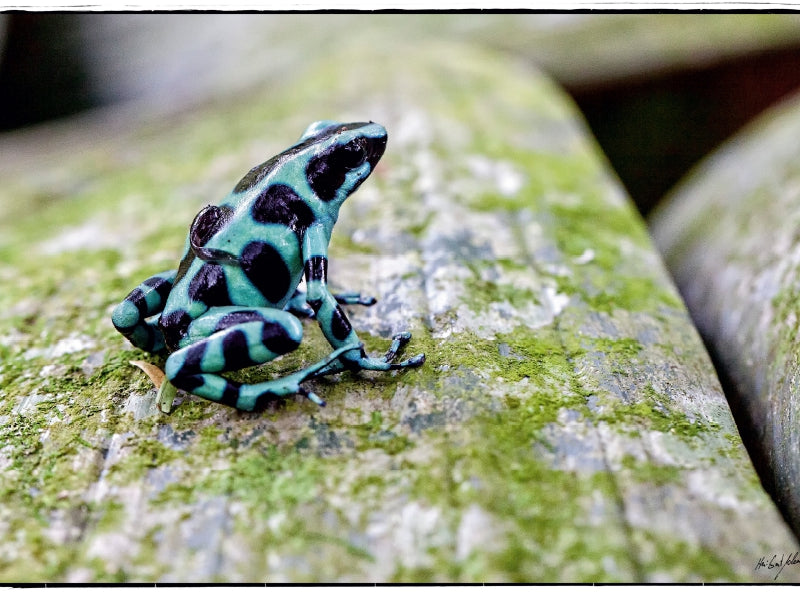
left=333, top=291, right=377, bottom=307
left=286, top=289, right=316, bottom=319
left=382, top=331, right=423, bottom=365
left=375, top=331, right=426, bottom=370
left=313, top=332, right=425, bottom=378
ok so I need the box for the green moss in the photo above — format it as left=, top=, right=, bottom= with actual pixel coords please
left=170, top=396, right=217, bottom=421
left=415, top=325, right=580, bottom=398
left=458, top=141, right=682, bottom=319
left=107, top=438, right=182, bottom=483
left=196, top=424, right=230, bottom=454
left=466, top=149, right=603, bottom=214
left=406, top=211, right=435, bottom=239
left=87, top=561, right=129, bottom=584
left=153, top=481, right=198, bottom=506
left=401, top=414, right=636, bottom=581
left=351, top=411, right=414, bottom=455
left=591, top=337, right=643, bottom=361
left=767, top=273, right=800, bottom=392
left=596, top=384, right=720, bottom=439
left=213, top=445, right=321, bottom=508
left=460, top=266, right=541, bottom=313
left=95, top=500, right=126, bottom=531
left=635, top=531, right=741, bottom=582
left=621, top=455, right=683, bottom=486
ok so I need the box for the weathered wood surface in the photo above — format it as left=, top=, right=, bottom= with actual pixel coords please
left=0, top=38, right=796, bottom=582
left=651, top=92, right=800, bottom=539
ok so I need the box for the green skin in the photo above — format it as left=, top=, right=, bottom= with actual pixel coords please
left=112, top=121, right=425, bottom=412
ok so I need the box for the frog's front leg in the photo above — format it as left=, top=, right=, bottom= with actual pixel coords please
left=163, top=307, right=357, bottom=410
left=302, top=232, right=425, bottom=376
left=112, top=270, right=177, bottom=353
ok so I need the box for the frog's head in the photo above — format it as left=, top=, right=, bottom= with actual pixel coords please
left=299, top=120, right=387, bottom=207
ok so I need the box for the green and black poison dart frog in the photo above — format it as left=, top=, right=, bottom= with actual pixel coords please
left=112, top=121, right=425, bottom=412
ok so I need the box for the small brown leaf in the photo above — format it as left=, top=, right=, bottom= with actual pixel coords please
left=129, top=360, right=166, bottom=389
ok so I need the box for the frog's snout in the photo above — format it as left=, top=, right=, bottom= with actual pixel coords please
left=367, top=130, right=388, bottom=169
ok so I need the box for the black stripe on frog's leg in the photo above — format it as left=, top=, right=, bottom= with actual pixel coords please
left=170, top=371, right=242, bottom=409
left=111, top=270, right=176, bottom=352
left=221, top=330, right=260, bottom=369
left=115, top=288, right=147, bottom=333
left=170, top=308, right=304, bottom=378
left=262, top=320, right=302, bottom=355
left=304, top=256, right=327, bottom=283
left=142, top=276, right=173, bottom=307
left=331, top=305, right=353, bottom=341
left=240, top=240, right=292, bottom=305
left=213, top=310, right=302, bottom=356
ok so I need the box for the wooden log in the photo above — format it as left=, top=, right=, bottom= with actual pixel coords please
left=0, top=39, right=795, bottom=582
left=651, top=91, right=800, bottom=541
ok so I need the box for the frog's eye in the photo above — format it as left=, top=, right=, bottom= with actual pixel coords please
left=337, top=140, right=367, bottom=170
left=307, top=139, right=369, bottom=201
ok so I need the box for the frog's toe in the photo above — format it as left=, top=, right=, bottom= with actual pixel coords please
left=334, top=292, right=377, bottom=306
left=377, top=332, right=424, bottom=369
left=289, top=303, right=316, bottom=319
left=383, top=331, right=413, bottom=363
left=299, top=386, right=326, bottom=407
left=407, top=353, right=426, bottom=368
left=389, top=352, right=426, bottom=370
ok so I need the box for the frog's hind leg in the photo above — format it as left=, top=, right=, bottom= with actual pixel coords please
left=163, top=307, right=358, bottom=411
left=112, top=270, right=176, bottom=352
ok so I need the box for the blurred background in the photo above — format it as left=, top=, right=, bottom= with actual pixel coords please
left=2, top=13, right=800, bottom=215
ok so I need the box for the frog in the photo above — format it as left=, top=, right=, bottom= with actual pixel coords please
left=112, top=120, right=425, bottom=412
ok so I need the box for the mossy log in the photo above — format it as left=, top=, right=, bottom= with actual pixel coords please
left=0, top=39, right=795, bottom=582
left=651, top=92, right=800, bottom=539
